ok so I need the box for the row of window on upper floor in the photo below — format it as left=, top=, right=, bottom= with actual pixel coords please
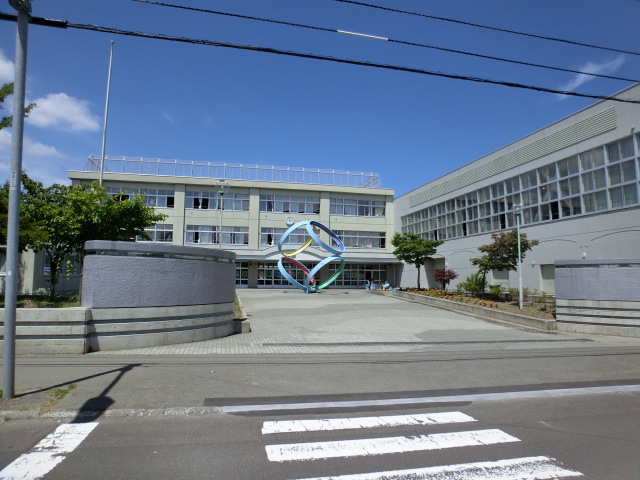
left=141, top=224, right=386, bottom=248
left=402, top=135, right=640, bottom=237
left=106, top=188, right=385, bottom=217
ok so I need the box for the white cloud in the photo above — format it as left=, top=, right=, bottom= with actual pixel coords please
left=557, top=56, right=626, bottom=95
left=0, top=130, right=68, bottom=185
left=26, top=92, right=101, bottom=132
left=0, top=50, right=14, bottom=84
left=162, top=111, right=176, bottom=124
left=24, top=137, right=65, bottom=158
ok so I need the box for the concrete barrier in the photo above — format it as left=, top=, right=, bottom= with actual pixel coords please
left=0, top=241, right=238, bottom=354
left=555, top=259, right=640, bottom=337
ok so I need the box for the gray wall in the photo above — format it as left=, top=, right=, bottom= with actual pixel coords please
left=555, top=259, right=640, bottom=337
left=555, top=259, right=640, bottom=302
left=81, top=241, right=236, bottom=308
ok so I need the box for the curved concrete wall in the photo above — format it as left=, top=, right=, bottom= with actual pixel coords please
left=1, top=242, right=240, bottom=354
left=81, top=241, right=236, bottom=308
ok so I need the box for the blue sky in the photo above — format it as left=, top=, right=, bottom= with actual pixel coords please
left=1, top=0, right=639, bottom=194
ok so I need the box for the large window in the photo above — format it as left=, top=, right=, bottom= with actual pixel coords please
left=330, top=198, right=385, bottom=216
left=140, top=224, right=173, bottom=243
left=335, top=231, right=386, bottom=248
left=107, top=187, right=175, bottom=208
left=402, top=134, right=639, bottom=240
left=186, top=191, right=249, bottom=211
left=260, top=195, right=319, bottom=214
left=187, top=225, right=249, bottom=245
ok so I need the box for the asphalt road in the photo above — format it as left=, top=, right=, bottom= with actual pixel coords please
left=2, top=347, right=640, bottom=480
left=2, top=290, right=640, bottom=479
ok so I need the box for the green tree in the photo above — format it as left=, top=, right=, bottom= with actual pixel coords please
left=391, top=233, right=443, bottom=289
left=1, top=82, right=36, bottom=130
left=470, top=229, right=539, bottom=295
left=18, top=175, right=166, bottom=298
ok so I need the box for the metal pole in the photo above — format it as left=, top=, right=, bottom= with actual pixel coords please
left=3, top=1, right=31, bottom=400
left=99, top=40, right=114, bottom=186
left=218, top=191, right=224, bottom=249
left=516, top=207, right=523, bottom=310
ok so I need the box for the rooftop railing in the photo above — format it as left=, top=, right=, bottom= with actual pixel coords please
left=83, top=155, right=383, bottom=189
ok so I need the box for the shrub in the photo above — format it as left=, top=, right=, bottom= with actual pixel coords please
left=461, top=272, right=485, bottom=297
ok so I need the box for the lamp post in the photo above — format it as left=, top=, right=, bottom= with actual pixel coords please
left=215, top=180, right=229, bottom=249
left=3, top=0, right=31, bottom=400
left=513, top=203, right=523, bottom=310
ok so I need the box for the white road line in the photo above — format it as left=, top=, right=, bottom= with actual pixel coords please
left=280, top=455, right=583, bottom=479
left=0, top=422, right=98, bottom=480
left=262, top=411, right=476, bottom=435
left=221, top=384, right=640, bottom=413
left=266, top=428, right=519, bottom=462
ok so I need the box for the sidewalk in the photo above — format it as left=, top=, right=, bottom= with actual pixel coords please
left=2, top=289, right=639, bottom=420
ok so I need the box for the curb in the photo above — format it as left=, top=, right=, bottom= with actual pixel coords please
left=1, top=406, right=224, bottom=422
left=380, top=290, right=557, bottom=332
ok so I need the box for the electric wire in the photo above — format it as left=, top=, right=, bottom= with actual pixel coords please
left=132, top=0, right=640, bottom=84
left=329, top=0, right=640, bottom=57
left=1, top=12, right=638, bottom=104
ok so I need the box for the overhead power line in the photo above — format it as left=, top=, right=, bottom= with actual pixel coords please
left=1, top=12, right=639, bottom=105
left=133, top=0, right=640, bottom=84
left=330, top=0, right=640, bottom=57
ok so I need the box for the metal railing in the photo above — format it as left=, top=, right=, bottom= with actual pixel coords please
left=83, top=155, right=383, bottom=189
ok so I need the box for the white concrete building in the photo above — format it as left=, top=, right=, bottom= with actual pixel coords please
left=69, top=159, right=398, bottom=290
left=394, top=83, right=640, bottom=294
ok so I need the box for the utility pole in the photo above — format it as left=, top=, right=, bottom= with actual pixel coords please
left=3, top=0, right=32, bottom=399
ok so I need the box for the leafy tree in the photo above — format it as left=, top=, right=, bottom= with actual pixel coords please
left=16, top=175, right=166, bottom=298
left=1, top=82, right=36, bottom=130
left=470, top=229, right=539, bottom=295
left=391, top=233, right=443, bottom=289
left=434, top=268, right=458, bottom=291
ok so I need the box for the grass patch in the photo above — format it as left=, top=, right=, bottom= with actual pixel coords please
left=41, top=383, right=76, bottom=412
left=0, top=294, right=80, bottom=309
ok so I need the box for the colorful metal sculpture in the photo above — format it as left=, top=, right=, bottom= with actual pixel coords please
left=277, top=220, right=345, bottom=293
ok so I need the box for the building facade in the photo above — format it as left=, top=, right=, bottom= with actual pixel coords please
left=394, top=83, right=640, bottom=294
left=69, top=159, right=399, bottom=290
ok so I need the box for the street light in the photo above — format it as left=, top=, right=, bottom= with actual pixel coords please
left=513, top=203, right=523, bottom=310
left=215, top=180, right=229, bottom=249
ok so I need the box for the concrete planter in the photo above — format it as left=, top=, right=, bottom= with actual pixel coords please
left=389, top=290, right=557, bottom=331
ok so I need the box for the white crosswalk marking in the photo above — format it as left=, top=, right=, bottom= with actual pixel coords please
left=266, top=428, right=519, bottom=462
left=279, top=456, right=583, bottom=480
left=262, top=411, right=476, bottom=434
left=262, top=411, right=584, bottom=478
left=0, top=422, right=98, bottom=480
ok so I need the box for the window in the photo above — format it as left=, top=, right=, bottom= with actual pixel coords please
left=606, top=136, right=635, bottom=163
left=610, top=184, right=638, bottom=208
left=580, top=147, right=605, bottom=170
left=236, top=262, right=249, bottom=286
left=224, top=227, right=249, bottom=245
left=140, top=224, right=173, bottom=242
left=608, top=160, right=636, bottom=185
left=107, top=187, right=175, bottom=208
left=261, top=195, right=320, bottom=214
left=330, top=198, right=385, bottom=216
left=222, top=193, right=250, bottom=211
left=186, top=225, right=218, bottom=244
left=583, top=191, right=607, bottom=213
left=558, top=155, right=579, bottom=177
left=186, top=191, right=217, bottom=210
left=560, top=197, right=581, bottom=218
left=334, top=231, right=386, bottom=248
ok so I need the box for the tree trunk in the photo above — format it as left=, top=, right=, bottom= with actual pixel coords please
left=416, top=265, right=421, bottom=289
